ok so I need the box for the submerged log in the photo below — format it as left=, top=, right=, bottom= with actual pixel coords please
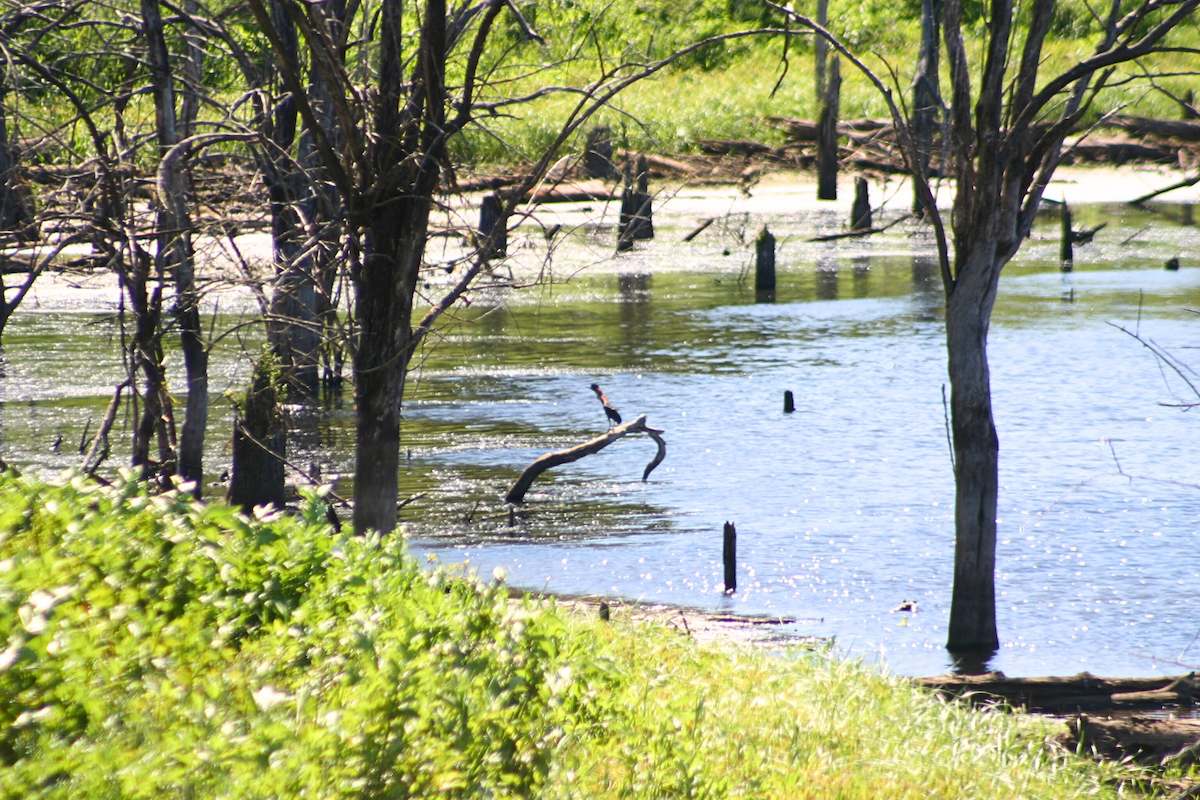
left=505, top=414, right=665, bottom=504
left=913, top=671, right=1198, bottom=713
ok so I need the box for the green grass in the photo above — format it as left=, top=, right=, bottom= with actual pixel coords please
left=452, top=15, right=1200, bottom=168
left=0, top=471, right=1147, bottom=798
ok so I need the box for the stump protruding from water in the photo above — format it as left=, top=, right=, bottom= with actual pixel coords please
left=228, top=358, right=286, bottom=514
left=1060, top=200, right=1074, bottom=271
left=851, top=176, right=872, bottom=230
left=584, top=126, right=616, bottom=179
left=783, top=390, right=795, bottom=413
left=817, top=57, right=841, bottom=201
left=723, top=521, right=737, bottom=594
left=479, top=193, right=507, bottom=258
left=616, top=157, right=654, bottom=252
left=755, top=224, right=776, bottom=302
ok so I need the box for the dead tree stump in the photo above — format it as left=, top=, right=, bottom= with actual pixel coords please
left=584, top=126, right=616, bottom=179
left=1060, top=200, right=1074, bottom=271
left=228, top=359, right=286, bottom=513
left=723, top=521, right=737, bottom=593
left=755, top=224, right=776, bottom=302
left=817, top=57, right=841, bottom=201
left=851, top=176, right=872, bottom=230
left=479, top=193, right=507, bottom=258
left=617, top=157, right=654, bottom=251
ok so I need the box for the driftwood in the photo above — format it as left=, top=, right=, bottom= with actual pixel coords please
left=699, top=138, right=774, bottom=157
left=807, top=213, right=911, bottom=242
left=505, top=415, right=666, bottom=504
left=1107, top=115, right=1200, bottom=142
left=498, top=178, right=617, bottom=204
left=682, top=218, right=714, bottom=242
left=1066, top=139, right=1177, bottom=165
left=1056, top=715, right=1200, bottom=765
left=1131, top=172, right=1200, bottom=205
left=769, top=116, right=890, bottom=142
left=913, top=671, right=1198, bottom=713
left=616, top=150, right=695, bottom=174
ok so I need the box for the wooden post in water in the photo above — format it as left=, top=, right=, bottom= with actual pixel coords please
left=851, top=176, right=872, bottom=230
left=584, top=126, right=615, bottom=178
left=755, top=224, right=776, bottom=302
left=479, top=193, right=506, bottom=258
left=784, top=390, right=795, bottom=413
left=723, top=521, right=737, bottom=593
left=817, top=57, right=841, bottom=201
left=1060, top=200, right=1074, bottom=271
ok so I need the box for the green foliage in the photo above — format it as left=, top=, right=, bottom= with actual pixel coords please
left=0, top=472, right=614, bottom=798
left=0, top=473, right=1132, bottom=799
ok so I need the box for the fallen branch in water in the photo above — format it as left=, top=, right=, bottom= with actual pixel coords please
left=505, top=414, right=666, bottom=504
left=806, top=213, right=910, bottom=242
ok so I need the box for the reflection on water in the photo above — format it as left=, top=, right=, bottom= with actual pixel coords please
left=2, top=196, right=1200, bottom=677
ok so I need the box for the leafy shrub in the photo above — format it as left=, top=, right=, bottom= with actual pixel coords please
left=0, top=472, right=617, bottom=798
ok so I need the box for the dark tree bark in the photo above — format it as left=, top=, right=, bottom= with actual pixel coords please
left=911, top=0, right=942, bottom=214
left=143, top=0, right=208, bottom=491
left=228, top=360, right=286, bottom=513
left=817, top=57, right=840, bottom=200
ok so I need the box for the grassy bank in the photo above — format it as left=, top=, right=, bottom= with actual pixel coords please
left=450, top=2, right=1200, bottom=167
left=0, top=472, right=1134, bottom=798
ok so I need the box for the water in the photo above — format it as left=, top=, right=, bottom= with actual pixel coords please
left=2, top=180, right=1199, bottom=677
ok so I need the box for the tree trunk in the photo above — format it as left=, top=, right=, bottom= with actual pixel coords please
left=263, top=0, right=325, bottom=397
left=144, top=0, right=208, bottom=491
left=814, top=0, right=828, bottom=100
left=945, top=272, right=1000, bottom=653
left=126, top=248, right=175, bottom=479
left=911, top=0, right=942, bottom=214
left=817, top=57, right=841, bottom=200
left=352, top=197, right=428, bottom=534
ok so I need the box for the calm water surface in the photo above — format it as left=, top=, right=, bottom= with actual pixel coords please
left=3, top=182, right=1199, bottom=677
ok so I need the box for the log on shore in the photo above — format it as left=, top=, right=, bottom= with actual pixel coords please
left=1105, top=115, right=1200, bottom=142
left=1055, top=715, right=1200, bottom=765
left=1065, top=139, right=1177, bottom=165
left=498, top=179, right=618, bottom=204
left=769, top=116, right=891, bottom=142
left=615, top=151, right=695, bottom=174
left=698, top=139, right=776, bottom=157
left=912, top=671, right=1198, bottom=713
left=447, top=174, right=523, bottom=193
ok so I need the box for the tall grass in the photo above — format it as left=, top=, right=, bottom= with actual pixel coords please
left=454, top=18, right=1200, bottom=168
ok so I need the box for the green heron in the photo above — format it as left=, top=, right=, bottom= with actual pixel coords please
left=590, top=383, right=622, bottom=427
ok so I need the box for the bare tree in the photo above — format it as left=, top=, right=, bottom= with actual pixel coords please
left=244, top=0, right=790, bottom=533
left=770, top=0, right=1200, bottom=651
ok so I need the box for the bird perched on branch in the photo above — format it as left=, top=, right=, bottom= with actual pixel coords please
left=590, top=383, right=621, bottom=427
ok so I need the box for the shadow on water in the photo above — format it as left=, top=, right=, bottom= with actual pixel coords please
left=949, top=649, right=999, bottom=676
